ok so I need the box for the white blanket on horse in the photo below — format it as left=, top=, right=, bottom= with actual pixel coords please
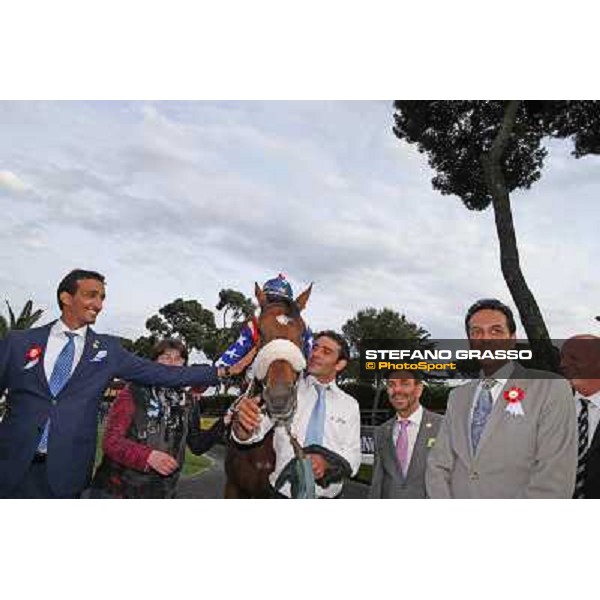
left=253, top=339, right=306, bottom=381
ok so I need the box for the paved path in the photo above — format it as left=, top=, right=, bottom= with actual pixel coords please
left=176, top=444, right=369, bottom=499
left=176, top=446, right=228, bottom=499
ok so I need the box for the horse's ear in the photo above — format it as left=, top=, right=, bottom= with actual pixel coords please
left=255, top=282, right=267, bottom=308
left=295, top=283, right=313, bottom=311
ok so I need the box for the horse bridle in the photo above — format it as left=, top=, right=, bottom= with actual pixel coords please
left=234, top=302, right=308, bottom=458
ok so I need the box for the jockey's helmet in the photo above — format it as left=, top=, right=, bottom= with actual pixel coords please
left=262, top=274, right=293, bottom=301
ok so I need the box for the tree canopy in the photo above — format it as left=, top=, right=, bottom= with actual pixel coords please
left=393, top=101, right=600, bottom=209
left=392, top=101, right=600, bottom=371
left=142, top=298, right=219, bottom=359
left=0, top=300, right=44, bottom=339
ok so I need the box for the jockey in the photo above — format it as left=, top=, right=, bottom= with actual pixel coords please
left=215, top=274, right=314, bottom=371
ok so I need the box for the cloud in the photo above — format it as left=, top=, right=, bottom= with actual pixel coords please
left=0, top=170, right=30, bottom=193
left=1, top=101, right=599, bottom=344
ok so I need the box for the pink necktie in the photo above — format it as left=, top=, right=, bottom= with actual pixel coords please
left=396, top=419, right=409, bottom=477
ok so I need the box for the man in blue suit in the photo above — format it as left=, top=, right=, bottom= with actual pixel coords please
left=0, top=269, right=249, bottom=498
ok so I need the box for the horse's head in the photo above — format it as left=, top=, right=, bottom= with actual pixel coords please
left=253, top=282, right=312, bottom=423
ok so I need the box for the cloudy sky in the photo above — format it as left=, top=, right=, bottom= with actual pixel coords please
left=1, top=100, right=598, bottom=344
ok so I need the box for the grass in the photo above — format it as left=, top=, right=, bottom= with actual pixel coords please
left=181, top=450, right=212, bottom=477
left=95, top=423, right=212, bottom=477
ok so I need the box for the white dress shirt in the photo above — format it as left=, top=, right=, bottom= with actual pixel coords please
left=43, top=319, right=88, bottom=382
left=392, top=404, right=423, bottom=469
left=575, top=389, right=600, bottom=449
left=233, top=374, right=361, bottom=498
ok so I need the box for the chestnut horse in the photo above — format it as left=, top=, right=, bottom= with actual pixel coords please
left=223, top=282, right=312, bottom=498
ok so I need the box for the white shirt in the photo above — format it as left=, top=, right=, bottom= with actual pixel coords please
left=575, top=389, right=600, bottom=450
left=469, top=361, right=515, bottom=422
left=392, top=404, right=423, bottom=469
left=43, top=319, right=88, bottom=382
left=233, top=374, right=361, bottom=498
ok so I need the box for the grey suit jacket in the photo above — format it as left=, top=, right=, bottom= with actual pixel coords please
left=369, top=408, right=442, bottom=499
left=425, top=364, right=577, bottom=498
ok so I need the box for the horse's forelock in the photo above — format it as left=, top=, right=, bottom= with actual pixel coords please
left=260, top=301, right=303, bottom=329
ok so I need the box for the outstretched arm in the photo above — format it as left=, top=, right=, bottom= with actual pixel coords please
left=115, top=343, right=255, bottom=389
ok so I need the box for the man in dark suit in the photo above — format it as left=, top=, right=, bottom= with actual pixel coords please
left=560, top=334, right=600, bottom=498
left=369, top=371, right=442, bottom=499
left=0, top=269, right=249, bottom=498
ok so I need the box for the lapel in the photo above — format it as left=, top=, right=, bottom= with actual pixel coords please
left=588, top=401, right=600, bottom=454
left=406, top=409, right=433, bottom=478
left=27, top=322, right=55, bottom=396
left=457, top=380, right=479, bottom=461
left=384, top=418, right=404, bottom=479
left=474, top=363, right=527, bottom=458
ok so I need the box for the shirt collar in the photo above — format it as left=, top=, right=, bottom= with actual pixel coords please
left=477, top=360, right=515, bottom=386
left=396, top=404, right=423, bottom=426
left=304, top=374, right=337, bottom=392
left=52, top=318, right=88, bottom=339
left=575, top=389, right=600, bottom=410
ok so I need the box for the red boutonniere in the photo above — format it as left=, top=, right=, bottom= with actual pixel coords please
left=24, top=344, right=43, bottom=369
left=503, top=386, right=526, bottom=416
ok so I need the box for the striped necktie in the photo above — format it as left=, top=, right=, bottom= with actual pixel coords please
left=574, top=397, right=589, bottom=499
left=37, top=332, right=77, bottom=454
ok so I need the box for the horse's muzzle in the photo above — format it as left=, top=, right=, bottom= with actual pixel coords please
left=262, top=382, right=298, bottom=425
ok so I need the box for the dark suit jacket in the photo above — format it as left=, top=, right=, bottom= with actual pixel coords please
left=583, top=415, right=600, bottom=498
left=369, top=407, right=442, bottom=499
left=0, top=322, right=219, bottom=497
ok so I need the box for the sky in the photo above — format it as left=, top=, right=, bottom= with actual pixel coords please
left=1, top=100, right=599, bottom=344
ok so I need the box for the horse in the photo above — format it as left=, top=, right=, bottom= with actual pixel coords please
left=223, top=282, right=312, bottom=499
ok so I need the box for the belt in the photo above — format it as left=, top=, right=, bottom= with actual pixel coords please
left=32, top=453, right=47, bottom=463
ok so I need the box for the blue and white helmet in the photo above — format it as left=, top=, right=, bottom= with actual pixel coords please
left=262, top=273, right=293, bottom=300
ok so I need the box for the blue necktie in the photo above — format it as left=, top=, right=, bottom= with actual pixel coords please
left=471, top=378, right=496, bottom=454
left=37, top=332, right=77, bottom=453
left=304, top=383, right=326, bottom=446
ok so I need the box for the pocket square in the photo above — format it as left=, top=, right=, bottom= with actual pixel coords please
left=90, top=350, right=108, bottom=362
left=24, top=358, right=40, bottom=370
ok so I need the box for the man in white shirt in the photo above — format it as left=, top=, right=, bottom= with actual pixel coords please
left=560, top=334, right=600, bottom=498
left=232, top=331, right=361, bottom=498
left=369, top=371, right=442, bottom=498
left=426, top=298, right=576, bottom=498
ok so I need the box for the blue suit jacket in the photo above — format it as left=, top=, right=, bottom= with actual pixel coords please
left=0, top=322, right=220, bottom=497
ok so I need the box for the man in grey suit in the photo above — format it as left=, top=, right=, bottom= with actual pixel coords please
left=369, top=371, right=442, bottom=498
left=426, top=298, right=576, bottom=499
